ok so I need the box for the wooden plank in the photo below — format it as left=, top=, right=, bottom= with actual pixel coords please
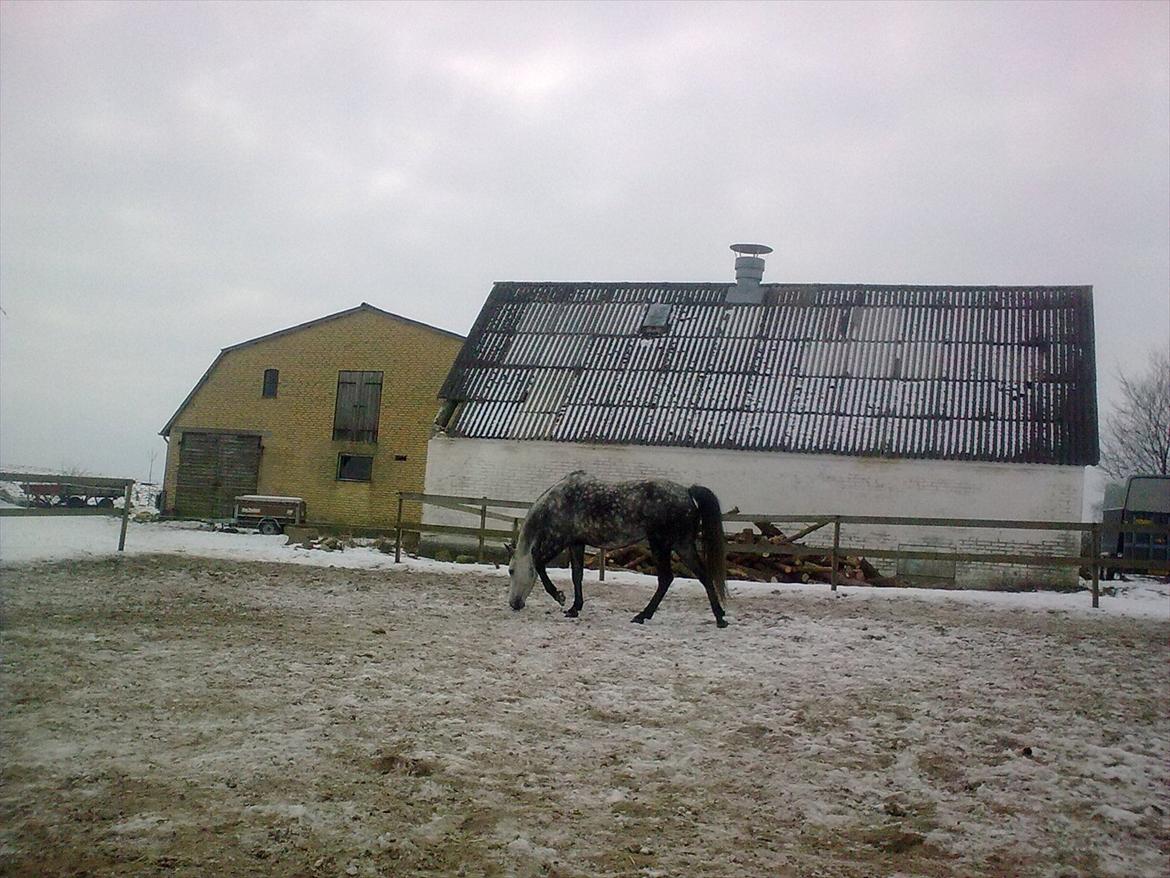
left=830, top=517, right=840, bottom=592
left=174, top=432, right=219, bottom=518
left=838, top=546, right=1086, bottom=567
left=1091, top=524, right=1100, bottom=608
left=411, top=494, right=523, bottom=525
left=0, top=471, right=135, bottom=488
left=396, top=522, right=516, bottom=540
left=399, top=492, right=532, bottom=510
left=1098, top=557, right=1170, bottom=572
left=399, top=494, right=1168, bottom=534
left=118, top=483, right=132, bottom=551
left=728, top=543, right=834, bottom=557
left=0, top=507, right=124, bottom=517
left=395, top=496, right=404, bottom=563
left=396, top=492, right=1168, bottom=578
left=724, top=513, right=1097, bottom=532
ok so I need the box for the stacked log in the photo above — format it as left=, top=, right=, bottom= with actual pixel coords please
left=586, top=520, right=895, bottom=586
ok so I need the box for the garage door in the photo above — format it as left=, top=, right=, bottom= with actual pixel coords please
left=174, top=432, right=261, bottom=519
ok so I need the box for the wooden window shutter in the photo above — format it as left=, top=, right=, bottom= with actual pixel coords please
left=333, top=371, right=383, bottom=442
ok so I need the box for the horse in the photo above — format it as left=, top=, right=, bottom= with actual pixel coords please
left=507, top=471, right=729, bottom=628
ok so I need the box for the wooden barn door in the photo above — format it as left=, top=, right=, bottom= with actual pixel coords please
left=174, top=432, right=261, bottom=518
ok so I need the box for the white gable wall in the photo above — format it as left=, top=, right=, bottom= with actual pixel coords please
left=423, top=436, right=1086, bottom=588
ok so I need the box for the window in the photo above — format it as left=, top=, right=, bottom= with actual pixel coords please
left=639, top=303, right=671, bottom=337
left=332, top=371, right=383, bottom=442
left=262, top=369, right=279, bottom=398
left=337, top=454, right=373, bottom=481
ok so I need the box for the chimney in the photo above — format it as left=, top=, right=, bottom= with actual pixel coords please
left=726, top=243, right=773, bottom=304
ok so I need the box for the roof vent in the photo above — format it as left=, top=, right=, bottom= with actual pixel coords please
left=726, top=243, right=772, bottom=304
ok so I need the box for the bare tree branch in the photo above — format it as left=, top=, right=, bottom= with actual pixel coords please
left=1099, top=348, right=1170, bottom=479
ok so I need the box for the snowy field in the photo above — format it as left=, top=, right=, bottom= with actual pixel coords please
left=1, top=516, right=1168, bottom=877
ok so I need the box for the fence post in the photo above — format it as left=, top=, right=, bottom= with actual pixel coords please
left=830, top=516, right=841, bottom=591
left=599, top=548, right=606, bottom=582
left=117, top=482, right=132, bottom=552
left=1091, top=523, right=1100, bottom=608
left=394, top=495, right=404, bottom=563
left=478, top=499, right=487, bottom=563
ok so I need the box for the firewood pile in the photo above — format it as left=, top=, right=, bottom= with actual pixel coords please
left=587, top=519, right=895, bottom=586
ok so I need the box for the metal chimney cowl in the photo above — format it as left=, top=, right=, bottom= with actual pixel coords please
left=726, top=243, right=772, bottom=304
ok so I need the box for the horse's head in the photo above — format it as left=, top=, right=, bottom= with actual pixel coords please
left=507, top=543, right=536, bottom=610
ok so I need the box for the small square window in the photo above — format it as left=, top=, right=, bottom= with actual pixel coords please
left=262, top=369, right=279, bottom=398
left=337, top=454, right=373, bottom=482
left=640, top=303, right=671, bottom=337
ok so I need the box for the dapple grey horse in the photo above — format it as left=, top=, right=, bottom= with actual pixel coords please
left=507, top=472, right=729, bottom=627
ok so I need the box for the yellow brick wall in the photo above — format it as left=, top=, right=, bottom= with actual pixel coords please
left=161, top=309, right=463, bottom=529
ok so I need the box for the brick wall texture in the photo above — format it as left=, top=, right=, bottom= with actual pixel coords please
left=162, top=309, right=462, bottom=528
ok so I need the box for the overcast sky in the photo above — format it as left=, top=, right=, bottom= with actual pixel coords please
left=1, top=0, right=1167, bottom=484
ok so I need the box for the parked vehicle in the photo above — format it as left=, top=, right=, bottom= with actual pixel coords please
left=233, top=495, right=307, bottom=535
left=19, top=480, right=122, bottom=508
left=1101, top=475, right=1170, bottom=578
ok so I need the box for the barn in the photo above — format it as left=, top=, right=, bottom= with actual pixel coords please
left=160, top=303, right=463, bottom=529
left=424, top=247, right=1099, bottom=587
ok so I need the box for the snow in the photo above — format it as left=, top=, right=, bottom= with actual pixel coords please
left=1, top=514, right=1166, bottom=620
left=2, top=514, right=1167, bottom=876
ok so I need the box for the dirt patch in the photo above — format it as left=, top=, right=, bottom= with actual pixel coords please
left=1, top=555, right=1167, bottom=877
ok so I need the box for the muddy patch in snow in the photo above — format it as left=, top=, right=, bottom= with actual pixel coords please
left=1, top=555, right=1167, bottom=877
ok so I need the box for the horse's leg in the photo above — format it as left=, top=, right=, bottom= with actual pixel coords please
left=564, top=543, right=586, bottom=617
left=533, top=548, right=566, bottom=606
left=632, top=540, right=675, bottom=624
left=677, top=542, right=728, bottom=628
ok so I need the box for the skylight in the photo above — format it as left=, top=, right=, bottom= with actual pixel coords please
left=640, top=304, right=672, bottom=337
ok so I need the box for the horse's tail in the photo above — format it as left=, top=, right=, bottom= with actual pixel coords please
left=689, top=485, right=728, bottom=603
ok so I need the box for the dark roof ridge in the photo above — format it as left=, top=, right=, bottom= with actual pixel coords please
left=491, top=280, right=1091, bottom=292
left=221, top=303, right=463, bottom=353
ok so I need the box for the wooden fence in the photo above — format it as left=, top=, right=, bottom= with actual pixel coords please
left=395, top=491, right=1170, bottom=609
left=0, top=471, right=136, bottom=551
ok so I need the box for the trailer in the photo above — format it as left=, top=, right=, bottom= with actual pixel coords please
left=19, top=480, right=124, bottom=508
left=233, top=495, right=307, bottom=535
left=1101, top=475, right=1170, bottom=578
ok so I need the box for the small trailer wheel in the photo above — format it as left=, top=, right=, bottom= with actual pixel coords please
left=97, top=497, right=114, bottom=508
left=66, top=496, right=87, bottom=508
left=258, top=518, right=282, bottom=536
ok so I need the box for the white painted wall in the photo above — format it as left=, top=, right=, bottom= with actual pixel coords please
left=423, top=436, right=1086, bottom=588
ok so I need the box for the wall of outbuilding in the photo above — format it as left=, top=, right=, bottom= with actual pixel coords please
left=423, top=436, right=1086, bottom=588
left=162, top=310, right=462, bottom=528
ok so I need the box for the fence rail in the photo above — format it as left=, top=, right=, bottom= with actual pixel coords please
left=396, top=492, right=1170, bottom=608
left=0, top=471, right=136, bottom=551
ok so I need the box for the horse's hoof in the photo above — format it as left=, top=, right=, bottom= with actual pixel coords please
left=717, top=618, right=729, bottom=628
left=631, top=615, right=646, bottom=624
left=564, top=608, right=578, bottom=618
left=554, top=590, right=566, bottom=606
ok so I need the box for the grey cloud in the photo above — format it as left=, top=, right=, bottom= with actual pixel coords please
left=1, top=0, right=1166, bottom=480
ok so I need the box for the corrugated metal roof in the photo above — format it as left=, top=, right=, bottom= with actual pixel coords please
left=438, top=283, right=1099, bottom=465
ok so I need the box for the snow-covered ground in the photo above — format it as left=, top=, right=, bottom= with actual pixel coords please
left=3, top=476, right=1164, bottom=621
left=3, top=529, right=1168, bottom=877
left=1, top=514, right=1166, bottom=620
left=3, top=514, right=1168, bottom=876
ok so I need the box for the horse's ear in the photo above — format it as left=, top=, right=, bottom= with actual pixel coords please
left=503, top=541, right=515, bottom=561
